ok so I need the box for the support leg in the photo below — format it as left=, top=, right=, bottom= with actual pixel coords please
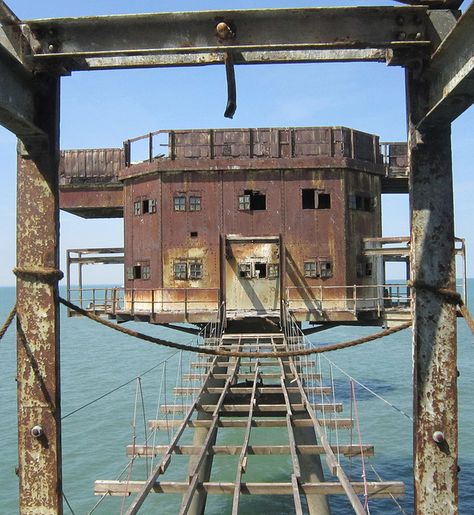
left=407, top=70, right=458, bottom=514
left=16, top=76, right=62, bottom=514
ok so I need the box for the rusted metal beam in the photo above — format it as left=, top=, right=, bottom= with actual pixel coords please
left=16, top=75, right=62, bottom=514
left=407, top=68, right=458, bottom=513
left=23, top=7, right=432, bottom=71
left=0, top=43, right=45, bottom=137
left=417, top=3, right=474, bottom=128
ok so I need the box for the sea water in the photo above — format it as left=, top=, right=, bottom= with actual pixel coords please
left=1, top=284, right=473, bottom=514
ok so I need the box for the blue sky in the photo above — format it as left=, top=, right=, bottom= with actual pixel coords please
left=0, top=0, right=472, bottom=285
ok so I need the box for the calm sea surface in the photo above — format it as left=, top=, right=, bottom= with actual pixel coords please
left=1, top=284, right=473, bottom=514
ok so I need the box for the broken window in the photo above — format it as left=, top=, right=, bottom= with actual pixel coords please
left=268, top=263, right=279, bottom=279
left=188, top=261, right=203, bottom=280
left=189, top=196, right=201, bottom=211
left=174, top=196, right=186, bottom=211
left=190, top=231, right=198, bottom=238
left=319, top=260, right=332, bottom=279
left=174, top=262, right=187, bottom=279
left=238, top=194, right=251, bottom=211
left=142, top=264, right=151, bottom=280
left=133, top=265, right=142, bottom=279
left=348, top=194, right=373, bottom=212
left=302, top=189, right=331, bottom=210
left=134, top=201, right=141, bottom=216
left=239, top=190, right=266, bottom=211
left=254, top=262, right=267, bottom=279
left=142, top=199, right=157, bottom=214
left=304, top=261, right=318, bottom=278
left=239, top=263, right=252, bottom=278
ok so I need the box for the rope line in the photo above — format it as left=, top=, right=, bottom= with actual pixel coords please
left=409, top=280, right=474, bottom=336
left=0, top=304, right=16, bottom=341
left=59, top=297, right=411, bottom=358
left=13, top=266, right=64, bottom=281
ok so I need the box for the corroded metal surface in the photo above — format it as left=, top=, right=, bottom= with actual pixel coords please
left=407, top=69, right=458, bottom=514
left=16, top=76, right=62, bottom=514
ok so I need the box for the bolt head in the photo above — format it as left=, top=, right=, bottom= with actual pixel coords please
left=31, top=425, right=43, bottom=438
left=216, top=22, right=235, bottom=40
left=433, top=430, right=445, bottom=443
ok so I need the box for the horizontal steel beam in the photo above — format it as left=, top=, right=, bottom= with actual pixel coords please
left=24, top=7, right=432, bottom=71
left=418, top=3, right=474, bottom=127
left=0, top=43, right=44, bottom=137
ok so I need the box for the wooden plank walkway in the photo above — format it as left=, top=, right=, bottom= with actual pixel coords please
left=94, top=331, right=405, bottom=514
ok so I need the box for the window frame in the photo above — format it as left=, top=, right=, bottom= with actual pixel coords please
left=173, top=195, right=187, bottom=212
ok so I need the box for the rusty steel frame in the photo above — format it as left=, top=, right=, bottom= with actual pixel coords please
left=0, top=0, right=472, bottom=513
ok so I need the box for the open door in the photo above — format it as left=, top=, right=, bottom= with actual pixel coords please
left=225, top=236, right=280, bottom=317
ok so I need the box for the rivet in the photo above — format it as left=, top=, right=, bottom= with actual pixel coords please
left=432, top=430, right=445, bottom=443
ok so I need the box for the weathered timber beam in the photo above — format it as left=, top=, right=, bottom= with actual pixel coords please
left=94, top=480, right=405, bottom=498
left=148, top=418, right=354, bottom=430
left=417, top=3, right=474, bottom=127
left=0, top=43, right=45, bottom=137
left=23, top=7, right=431, bottom=71
left=126, top=444, right=374, bottom=458
left=159, top=403, right=343, bottom=413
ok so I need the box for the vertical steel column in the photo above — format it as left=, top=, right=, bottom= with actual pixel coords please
left=16, top=75, right=62, bottom=514
left=406, top=69, right=458, bottom=514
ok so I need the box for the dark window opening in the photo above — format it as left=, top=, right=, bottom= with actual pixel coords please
left=190, top=231, right=198, bottom=238
left=365, top=261, right=373, bottom=276
left=189, top=196, right=201, bottom=211
left=142, top=199, right=156, bottom=214
left=174, top=262, right=187, bottom=279
left=302, top=189, right=316, bottom=209
left=247, top=190, right=266, bottom=210
left=318, top=193, right=331, bottom=209
left=174, top=196, right=186, bottom=211
left=302, top=189, right=331, bottom=209
left=254, top=262, right=267, bottom=279
left=134, top=201, right=141, bottom=216
left=189, top=261, right=203, bottom=280
left=349, top=194, right=374, bottom=212
left=133, top=265, right=142, bottom=279
left=319, top=261, right=332, bottom=279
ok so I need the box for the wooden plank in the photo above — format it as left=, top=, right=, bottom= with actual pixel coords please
left=173, top=386, right=331, bottom=395
left=148, top=418, right=354, bottom=430
left=160, top=403, right=342, bottom=413
left=126, top=444, right=374, bottom=457
left=183, top=372, right=321, bottom=380
left=95, top=480, right=405, bottom=498
left=191, top=360, right=316, bottom=367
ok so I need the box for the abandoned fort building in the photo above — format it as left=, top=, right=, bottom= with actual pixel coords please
left=60, top=126, right=435, bottom=327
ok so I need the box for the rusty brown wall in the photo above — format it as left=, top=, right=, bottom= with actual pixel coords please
left=344, top=171, right=382, bottom=285
left=123, top=165, right=380, bottom=294
left=282, top=169, right=346, bottom=294
left=124, top=176, right=162, bottom=289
